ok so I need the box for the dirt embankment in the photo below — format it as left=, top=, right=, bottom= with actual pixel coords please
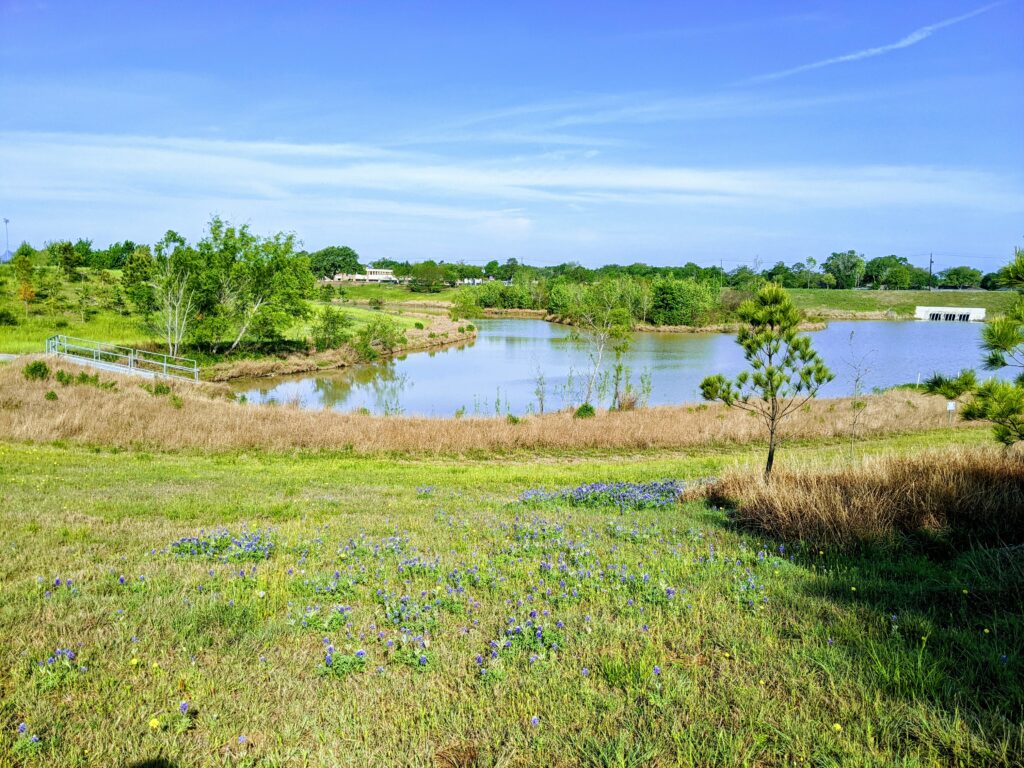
left=204, top=315, right=476, bottom=382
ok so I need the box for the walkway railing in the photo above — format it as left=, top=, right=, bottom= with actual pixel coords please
left=45, top=335, right=199, bottom=382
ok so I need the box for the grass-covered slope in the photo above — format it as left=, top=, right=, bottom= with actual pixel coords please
left=0, top=438, right=1020, bottom=766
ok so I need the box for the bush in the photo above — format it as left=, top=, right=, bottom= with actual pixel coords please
left=44, top=390, right=58, bottom=401
left=311, top=306, right=354, bottom=351
left=0, top=308, right=17, bottom=326
left=23, top=361, right=50, bottom=381
left=506, top=414, right=521, bottom=425
left=573, top=403, right=596, bottom=419
left=353, top=315, right=406, bottom=360
left=413, top=321, right=424, bottom=330
left=704, top=450, right=1024, bottom=549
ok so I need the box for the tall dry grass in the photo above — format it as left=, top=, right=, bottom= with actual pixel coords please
left=0, top=356, right=976, bottom=454
left=705, top=449, right=1024, bottom=548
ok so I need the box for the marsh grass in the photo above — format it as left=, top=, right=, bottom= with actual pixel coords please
left=0, top=440, right=1021, bottom=766
left=0, top=357, right=982, bottom=454
left=705, top=449, right=1024, bottom=548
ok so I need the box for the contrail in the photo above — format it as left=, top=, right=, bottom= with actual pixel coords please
left=746, top=2, right=1004, bottom=84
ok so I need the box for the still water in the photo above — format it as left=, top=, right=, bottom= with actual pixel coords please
left=234, top=319, right=997, bottom=417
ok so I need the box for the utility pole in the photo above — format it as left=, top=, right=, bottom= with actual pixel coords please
left=2, top=218, right=8, bottom=257
left=928, top=252, right=933, bottom=291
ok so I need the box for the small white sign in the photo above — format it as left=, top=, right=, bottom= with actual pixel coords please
left=947, top=401, right=956, bottom=412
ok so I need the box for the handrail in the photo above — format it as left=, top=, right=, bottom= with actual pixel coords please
left=45, top=335, right=200, bottom=382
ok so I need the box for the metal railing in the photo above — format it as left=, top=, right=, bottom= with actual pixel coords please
left=45, top=335, right=199, bottom=382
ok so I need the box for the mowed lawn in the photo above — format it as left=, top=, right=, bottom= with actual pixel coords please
left=788, top=288, right=1017, bottom=317
left=0, top=439, right=1020, bottom=767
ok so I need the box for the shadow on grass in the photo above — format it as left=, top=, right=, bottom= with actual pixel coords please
left=128, top=760, right=178, bottom=768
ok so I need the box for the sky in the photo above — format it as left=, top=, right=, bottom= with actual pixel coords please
left=1, top=1, right=1022, bottom=271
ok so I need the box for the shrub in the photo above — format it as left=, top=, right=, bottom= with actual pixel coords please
left=704, top=450, right=1024, bottom=549
left=466, top=324, right=475, bottom=332
left=413, top=321, right=424, bottom=330
left=23, top=360, right=50, bottom=381
left=311, top=306, right=354, bottom=351
left=506, top=414, right=520, bottom=424
left=55, top=319, right=69, bottom=329
left=55, top=369, right=74, bottom=386
left=573, top=403, right=596, bottom=419
left=0, top=308, right=17, bottom=326
left=353, top=315, right=406, bottom=361
left=44, top=390, right=58, bottom=401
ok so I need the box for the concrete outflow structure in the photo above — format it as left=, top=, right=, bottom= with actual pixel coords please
left=914, top=306, right=985, bottom=322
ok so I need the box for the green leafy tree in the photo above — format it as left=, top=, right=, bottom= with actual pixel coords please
left=700, top=283, right=834, bottom=480
left=196, top=217, right=314, bottom=353
left=568, top=280, right=634, bottom=406
left=409, top=260, right=448, bottom=293
left=882, top=264, right=911, bottom=290
left=310, top=246, right=363, bottom=279
left=938, top=266, right=983, bottom=289
left=650, top=278, right=718, bottom=326
left=823, top=250, right=866, bottom=289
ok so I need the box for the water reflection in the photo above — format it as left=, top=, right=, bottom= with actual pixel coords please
left=233, top=319, right=1004, bottom=417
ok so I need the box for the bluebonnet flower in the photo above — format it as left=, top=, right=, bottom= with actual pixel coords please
left=581, top=667, right=589, bottom=677
left=653, top=666, right=662, bottom=676
left=17, top=723, right=26, bottom=734
left=530, top=716, right=540, bottom=727
left=418, top=655, right=428, bottom=666
left=179, top=701, right=189, bottom=715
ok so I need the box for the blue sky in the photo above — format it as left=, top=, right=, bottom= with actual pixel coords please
left=1, top=1, right=1022, bottom=271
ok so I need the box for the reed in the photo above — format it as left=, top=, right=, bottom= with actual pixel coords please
left=705, top=448, right=1024, bottom=548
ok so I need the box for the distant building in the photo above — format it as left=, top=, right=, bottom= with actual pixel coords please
left=914, top=306, right=985, bottom=322
left=332, top=268, right=398, bottom=283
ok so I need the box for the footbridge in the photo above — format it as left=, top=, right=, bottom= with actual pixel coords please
left=45, top=335, right=199, bottom=382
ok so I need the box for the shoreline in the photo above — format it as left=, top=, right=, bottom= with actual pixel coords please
left=205, top=315, right=476, bottom=382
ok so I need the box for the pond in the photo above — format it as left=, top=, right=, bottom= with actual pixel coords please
left=232, top=319, right=1002, bottom=417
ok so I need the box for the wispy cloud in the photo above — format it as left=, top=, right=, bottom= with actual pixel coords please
left=5, top=131, right=1021, bottom=214
left=745, top=2, right=1003, bottom=84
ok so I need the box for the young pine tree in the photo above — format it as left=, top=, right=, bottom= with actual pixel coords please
left=700, top=283, right=834, bottom=480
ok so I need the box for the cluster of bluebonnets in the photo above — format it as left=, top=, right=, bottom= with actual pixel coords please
left=170, top=528, right=275, bottom=561
left=519, top=480, right=684, bottom=510
left=19, top=481, right=809, bottom=746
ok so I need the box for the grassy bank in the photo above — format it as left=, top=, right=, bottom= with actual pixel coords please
left=0, top=436, right=1020, bottom=766
left=0, top=358, right=989, bottom=453
left=788, top=288, right=1016, bottom=318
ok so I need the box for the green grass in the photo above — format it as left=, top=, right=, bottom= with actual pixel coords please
left=789, top=288, right=1016, bottom=317
left=0, top=431, right=1019, bottom=766
left=339, top=283, right=462, bottom=304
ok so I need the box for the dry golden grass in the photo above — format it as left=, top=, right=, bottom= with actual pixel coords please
left=0, top=356, right=980, bottom=454
left=705, top=449, right=1024, bottom=548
